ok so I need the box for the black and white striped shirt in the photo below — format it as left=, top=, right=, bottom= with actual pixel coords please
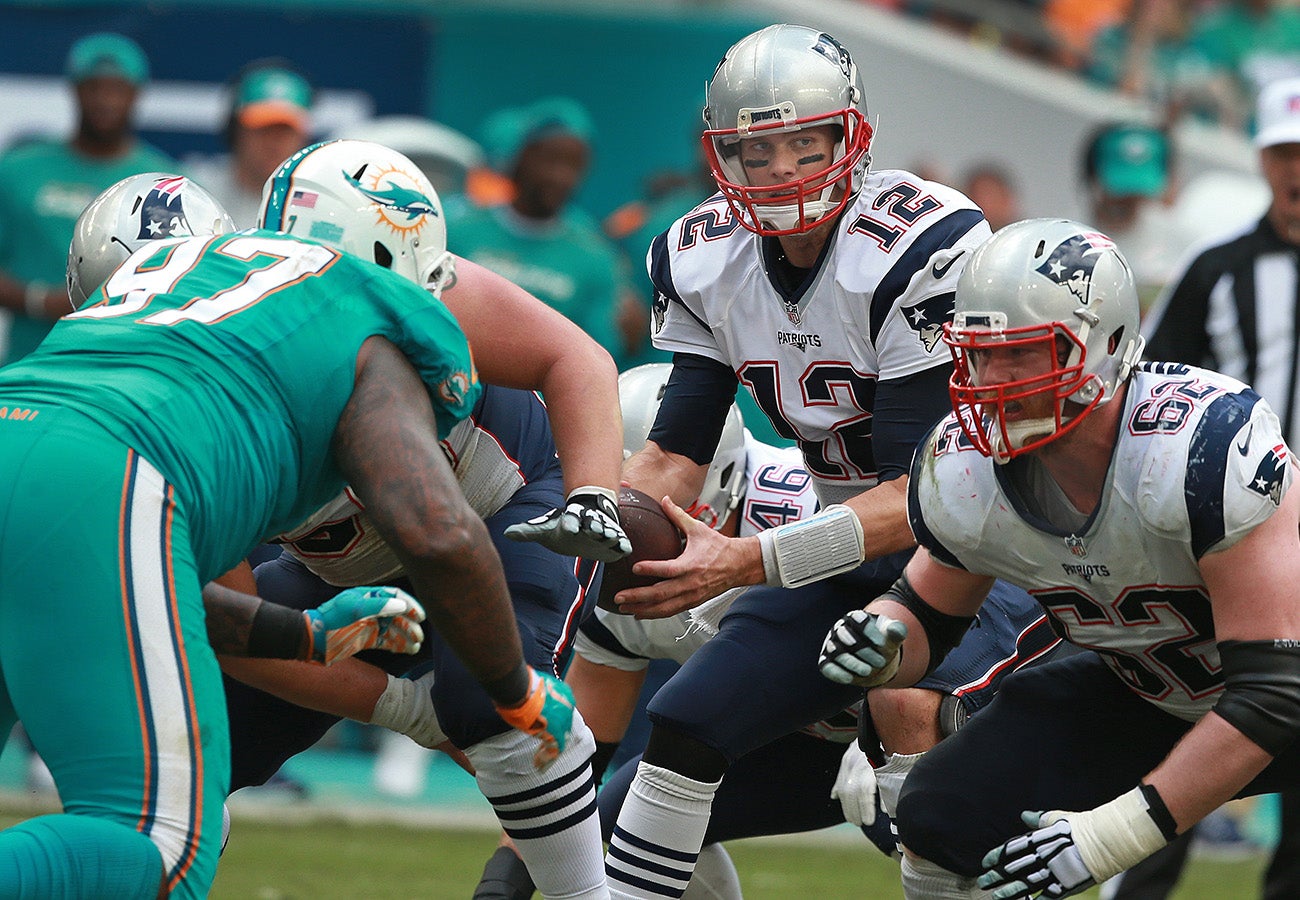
left=1142, top=214, right=1300, bottom=445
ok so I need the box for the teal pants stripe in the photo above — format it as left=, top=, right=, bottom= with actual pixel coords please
left=0, top=407, right=228, bottom=899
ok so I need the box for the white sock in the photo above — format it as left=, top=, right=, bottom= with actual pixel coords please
left=606, top=762, right=723, bottom=900
left=682, top=843, right=742, bottom=900
left=875, top=750, right=924, bottom=819
left=900, top=854, right=991, bottom=900
left=466, top=714, right=607, bottom=900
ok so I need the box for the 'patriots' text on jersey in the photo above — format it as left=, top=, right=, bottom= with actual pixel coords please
left=648, top=170, right=989, bottom=505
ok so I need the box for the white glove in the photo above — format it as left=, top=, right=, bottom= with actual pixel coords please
left=831, top=743, right=878, bottom=827
left=980, top=813, right=1095, bottom=899
left=981, top=786, right=1174, bottom=898
left=503, top=487, right=632, bottom=563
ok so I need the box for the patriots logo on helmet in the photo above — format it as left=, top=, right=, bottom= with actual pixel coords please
left=137, top=176, right=194, bottom=240
left=811, top=32, right=853, bottom=82
left=1248, top=443, right=1289, bottom=505
left=902, top=291, right=955, bottom=352
left=1035, top=232, right=1115, bottom=305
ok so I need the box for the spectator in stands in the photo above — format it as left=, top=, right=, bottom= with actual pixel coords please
left=188, top=59, right=314, bottom=227
left=959, top=161, right=1022, bottom=233
left=1086, top=0, right=1222, bottom=122
left=1183, top=0, right=1300, bottom=130
left=1081, top=121, right=1193, bottom=314
left=1043, top=0, right=1129, bottom=71
left=445, top=96, right=636, bottom=368
left=0, top=32, right=173, bottom=364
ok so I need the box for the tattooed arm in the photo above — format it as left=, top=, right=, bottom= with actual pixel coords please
left=333, top=335, right=531, bottom=707
left=203, top=562, right=264, bottom=655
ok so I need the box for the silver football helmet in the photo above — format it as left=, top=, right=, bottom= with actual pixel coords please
left=944, top=218, right=1145, bottom=462
left=702, top=24, right=872, bottom=236
left=258, top=139, right=455, bottom=295
left=619, top=363, right=746, bottom=530
left=67, top=173, right=235, bottom=306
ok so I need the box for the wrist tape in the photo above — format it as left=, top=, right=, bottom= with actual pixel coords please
left=757, top=504, right=865, bottom=588
left=1059, top=784, right=1174, bottom=883
left=370, top=673, right=447, bottom=748
left=568, top=485, right=617, bottom=506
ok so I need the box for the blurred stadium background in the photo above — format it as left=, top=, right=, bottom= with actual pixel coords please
left=0, top=0, right=1279, bottom=894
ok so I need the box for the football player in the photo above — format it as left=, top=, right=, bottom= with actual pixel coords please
left=600, top=25, right=995, bottom=899
left=820, top=218, right=1300, bottom=899
left=211, top=139, right=628, bottom=900
left=0, top=156, right=551, bottom=899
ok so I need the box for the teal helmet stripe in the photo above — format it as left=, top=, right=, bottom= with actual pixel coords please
left=262, top=140, right=334, bottom=229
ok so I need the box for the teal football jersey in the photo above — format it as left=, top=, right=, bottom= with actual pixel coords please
left=0, top=230, right=479, bottom=579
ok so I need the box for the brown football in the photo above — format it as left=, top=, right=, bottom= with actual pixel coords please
left=595, top=487, right=685, bottom=611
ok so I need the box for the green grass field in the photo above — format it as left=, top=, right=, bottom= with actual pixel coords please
left=0, top=774, right=1270, bottom=899
left=204, top=815, right=1263, bottom=899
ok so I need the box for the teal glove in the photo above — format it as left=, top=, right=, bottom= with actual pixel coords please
left=493, top=667, right=577, bottom=770
left=304, top=586, right=425, bottom=665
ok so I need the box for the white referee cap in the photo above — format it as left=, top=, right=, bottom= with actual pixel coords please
left=1255, top=76, right=1300, bottom=149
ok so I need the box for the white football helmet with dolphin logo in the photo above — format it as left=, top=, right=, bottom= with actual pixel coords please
left=259, top=139, right=455, bottom=295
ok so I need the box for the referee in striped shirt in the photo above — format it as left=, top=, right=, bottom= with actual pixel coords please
left=1143, top=76, right=1300, bottom=447
left=1133, top=75, right=1300, bottom=900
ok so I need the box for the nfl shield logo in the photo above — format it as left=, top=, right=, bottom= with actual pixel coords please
left=1065, top=534, right=1087, bottom=558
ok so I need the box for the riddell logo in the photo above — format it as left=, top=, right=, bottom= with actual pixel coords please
left=0, top=406, right=39, bottom=421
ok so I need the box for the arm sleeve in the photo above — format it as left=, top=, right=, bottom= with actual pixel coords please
left=646, top=352, right=739, bottom=465
left=872, top=364, right=955, bottom=481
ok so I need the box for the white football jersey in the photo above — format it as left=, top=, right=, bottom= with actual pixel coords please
left=649, top=171, right=990, bottom=506
left=578, top=436, right=817, bottom=670
left=913, top=363, right=1293, bottom=721
left=274, top=411, right=527, bottom=586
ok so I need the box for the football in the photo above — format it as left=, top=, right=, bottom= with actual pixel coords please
left=596, top=487, right=685, bottom=611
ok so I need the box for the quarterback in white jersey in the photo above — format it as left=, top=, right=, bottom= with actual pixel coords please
left=649, top=171, right=986, bottom=507
left=820, top=219, right=1300, bottom=900
left=602, top=25, right=994, bottom=900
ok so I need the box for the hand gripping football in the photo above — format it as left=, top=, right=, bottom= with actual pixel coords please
left=595, top=488, right=685, bottom=611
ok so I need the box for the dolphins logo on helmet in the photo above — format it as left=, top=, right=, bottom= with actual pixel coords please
left=345, top=172, right=441, bottom=223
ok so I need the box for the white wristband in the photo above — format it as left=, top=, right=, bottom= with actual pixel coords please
left=1055, top=786, right=1170, bottom=883
left=756, top=504, right=865, bottom=588
left=369, top=673, right=447, bottom=749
